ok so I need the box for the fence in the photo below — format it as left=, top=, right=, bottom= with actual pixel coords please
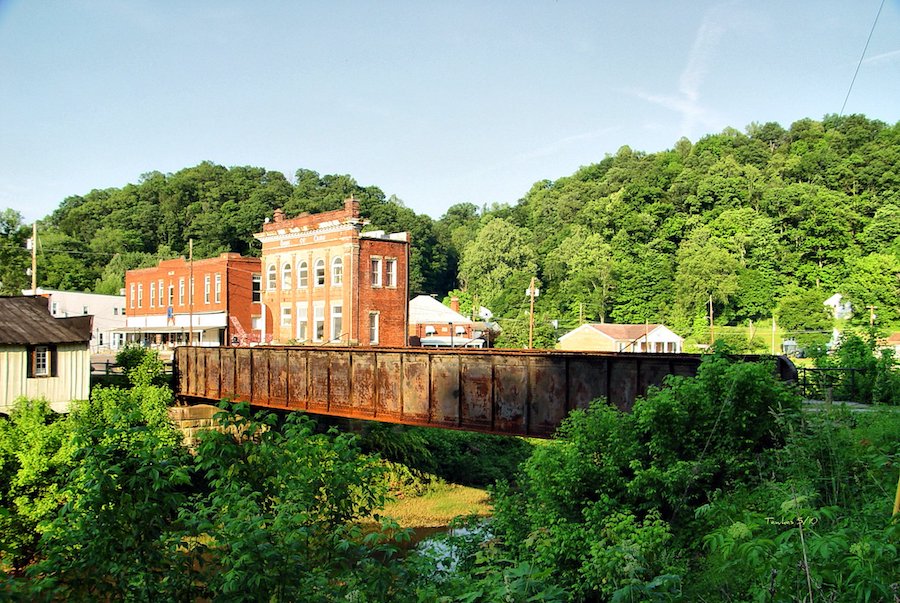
left=797, top=367, right=866, bottom=402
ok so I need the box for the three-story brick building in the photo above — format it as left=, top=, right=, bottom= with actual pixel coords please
left=253, top=199, right=409, bottom=346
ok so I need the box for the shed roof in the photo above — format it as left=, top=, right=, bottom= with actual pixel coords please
left=0, top=296, right=93, bottom=345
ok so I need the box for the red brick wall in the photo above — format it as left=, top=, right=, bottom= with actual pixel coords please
left=358, top=239, right=408, bottom=347
left=124, top=253, right=263, bottom=342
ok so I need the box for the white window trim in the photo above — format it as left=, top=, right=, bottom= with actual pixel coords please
left=385, top=258, right=397, bottom=288
left=369, top=311, right=380, bottom=345
left=371, top=257, right=382, bottom=288
left=314, top=259, right=326, bottom=287
left=297, top=261, right=309, bottom=289
left=331, top=257, right=343, bottom=286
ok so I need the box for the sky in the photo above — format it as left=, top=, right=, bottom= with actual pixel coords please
left=1, top=1, right=899, bottom=225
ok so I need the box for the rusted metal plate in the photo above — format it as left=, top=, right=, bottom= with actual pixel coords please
left=251, top=349, right=269, bottom=406
left=328, top=352, right=352, bottom=412
left=235, top=348, right=252, bottom=402
left=268, top=349, right=288, bottom=405
left=350, top=351, right=376, bottom=416
left=204, top=348, right=220, bottom=400
left=187, top=347, right=199, bottom=397
left=287, top=349, right=308, bottom=409
left=221, top=350, right=236, bottom=399
left=430, top=354, right=460, bottom=427
left=493, top=355, right=527, bottom=435
left=402, top=354, right=429, bottom=421
left=308, top=351, right=330, bottom=411
left=608, top=359, right=637, bottom=411
left=376, top=353, right=403, bottom=417
left=460, top=355, right=492, bottom=430
left=529, top=357, right=567, bottom=437
left=567, top=356, right=608, bottom=411
left=637, top=357, right=680, bottom=398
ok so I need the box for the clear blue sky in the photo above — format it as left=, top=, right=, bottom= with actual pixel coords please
left=1, top=1, right=898, bottom=225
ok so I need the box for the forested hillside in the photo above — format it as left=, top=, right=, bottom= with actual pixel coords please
left=2, top=114, right=898, bottom=342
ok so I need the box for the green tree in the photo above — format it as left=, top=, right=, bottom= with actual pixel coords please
left=459, top=218, right=537, bottom=315
left=774, top=286, right=833, bottom=350
left=0, top=209, right=29, bottom=295
left=842, top=253, right=900, bottom=327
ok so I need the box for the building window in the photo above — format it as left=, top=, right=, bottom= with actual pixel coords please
left=386, top=258, right=397, bottom=288
left=314, top=302, right=325, bottom=342
left=425, top=325, right=436, bottom=336
left=251, top=315, right=261, bottom=331
left=281, top=263, right=292, bottom=290
left=297, top=261, right=308, bottom=288
left=215, top=273, right=222, bottom=303
left=314, top=259, right=325, bottom=287
left=204, top=275, right=211, bottom=304
left=114, top=307, right=118, bottom=316
left=296, top=302, right=308, bottom=341
left=130, top=284, right=135, bottom=309
left=267, top=265, right=277, bottom=290
left=28, top=345, right=55, bottom=378
left=168, top=285, right=174, bottom=307
left=158, top=279, right=164, bottom=307
left=51, top=301, right=58, bottom=315
left=179, top=278, right=185, bottom=306
left=371, top=258, right=382, bottom=287
left=331, top=303, right=343, bottom=342
left=150, top=282, right=156, bottom=308
left=137, top=284, right=143, bottom=308
left=281, top=304, right=291, bottom=327
left=82, top=306, right=89, bottom=315
left=331, top=257, right=343, bottom=286
left=369, top=312, right=380, bottom=345
left=252, top=274, right=261, bottom=302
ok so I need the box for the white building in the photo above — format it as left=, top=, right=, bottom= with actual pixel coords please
left=557, top=323, right=684, bottom=353
left=23, top=288, right=126, bottom=353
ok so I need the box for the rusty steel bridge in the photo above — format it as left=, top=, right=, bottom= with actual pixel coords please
left=173, top=346, right=797, bottom=438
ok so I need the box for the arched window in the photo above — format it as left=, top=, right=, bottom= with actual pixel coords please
left=267, top=265, right=277, bottom=290
left=297, top=261, right=308, bottom=288
left=314, top=259, right=326, bottom=287
left=331, top=257, right=343, bottom=286
left=282, top=262, right=292, bottom=289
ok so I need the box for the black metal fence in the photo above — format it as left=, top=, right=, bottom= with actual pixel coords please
left=797, top=367, right=866, bottom=402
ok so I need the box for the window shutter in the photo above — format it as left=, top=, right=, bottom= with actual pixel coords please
left=50, top=346, right=59, bottom=377
left=27, top=346, right=34, bottom=378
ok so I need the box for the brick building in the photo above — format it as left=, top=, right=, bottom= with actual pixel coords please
left=123, top=253, right=264, bottom=347
left=253, top=199, right=409, bottom=346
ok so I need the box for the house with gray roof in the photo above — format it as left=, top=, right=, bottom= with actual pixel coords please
left=0, top=296, right=93, bottom=413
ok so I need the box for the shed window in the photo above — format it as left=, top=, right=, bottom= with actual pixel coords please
left=28, top=345, right=57, bottom=378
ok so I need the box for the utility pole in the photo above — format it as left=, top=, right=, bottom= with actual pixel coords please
left=772, top=316, right=777, bottom=355
left=30, top=221, right=37, bottom=292
left=188, top=239, right=194, bottom=346
left=527, top=277, right=538, bottom=349
left=867, top=305, right=876, bottom=327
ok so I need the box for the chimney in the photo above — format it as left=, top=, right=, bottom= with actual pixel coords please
left=345, top=196, right=360, bottom=217
left=273, top=208, right=285, bottom=223
left=450, top=296, right=460, bottom=314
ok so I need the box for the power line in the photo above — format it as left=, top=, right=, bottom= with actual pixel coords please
left=840, top=0, right=885, bottom=116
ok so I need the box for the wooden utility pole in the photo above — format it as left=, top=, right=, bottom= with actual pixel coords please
left=30, top=221, right=37, bottom=293
left=528, top=277, right=536, bottom=349
left=867, top=305, right=876, bottom=326
left=188, top=239, right=194, bottom=346
left=771, top=317, right=777, bottom=355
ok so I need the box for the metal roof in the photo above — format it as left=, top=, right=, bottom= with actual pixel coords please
left=0, top=296, right=93, bottom=345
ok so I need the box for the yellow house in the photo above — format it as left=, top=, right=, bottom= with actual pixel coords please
left=557, top=323, right=683, bottom=353
left=0, top=296, right=93, bottom=414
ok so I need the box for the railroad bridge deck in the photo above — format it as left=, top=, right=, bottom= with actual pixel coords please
left=174, top=346, right=796, bottom=438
